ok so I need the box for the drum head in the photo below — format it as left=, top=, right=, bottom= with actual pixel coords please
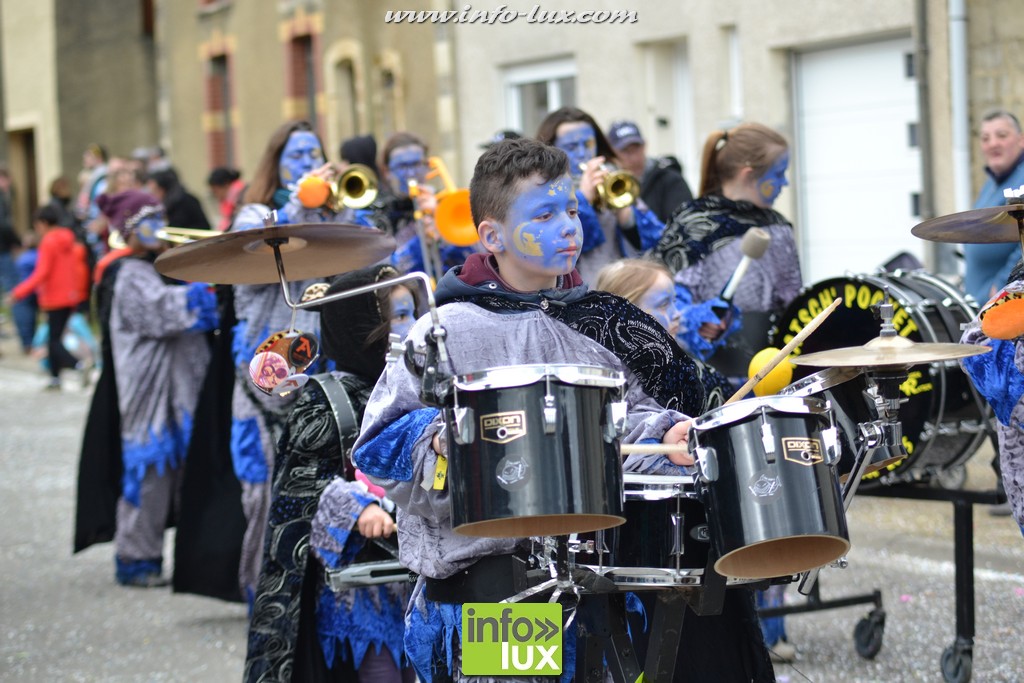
left=715, top=535, right=851, bottom=580
left=455, top=513, right=625, bottom=538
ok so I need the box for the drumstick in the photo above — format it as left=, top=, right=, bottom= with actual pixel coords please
left=724, top=297, right=843, bottom=405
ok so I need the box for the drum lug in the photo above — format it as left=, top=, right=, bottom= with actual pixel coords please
left=694, top=447, right=718, bottom=482
left=605, top=400, right=628, bottom=441
left=958, top=420, right=986, bottom=434
left=761, top=419, right=776, bottom=462
left=452, top=406, right=475, bottom=445
left=543, top=395, right=557, bottom=434
left=670, top=512, right=685, bottom=563
left=822, top=426, right=842, bottom=466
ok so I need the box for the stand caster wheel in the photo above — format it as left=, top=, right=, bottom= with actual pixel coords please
left=940, top=642, right=972, bottom=683
left=853, top=609, right=885, bottom=659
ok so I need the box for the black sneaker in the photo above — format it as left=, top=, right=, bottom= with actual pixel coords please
left=44, top=379, right=61, bottom=391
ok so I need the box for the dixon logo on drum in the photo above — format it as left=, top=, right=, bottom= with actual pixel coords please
left=781, top=438, right=824, bottom=466
left=461, top=603, right=562, bottom=676
left=481, top=411, right=527, bottom=444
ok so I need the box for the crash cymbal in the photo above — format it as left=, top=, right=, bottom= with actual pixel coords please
left=791, top=334, right=990, bottom=368
left=154, top=223, right=396, bottom=285
left=911, top=202, right=1024, bottom=243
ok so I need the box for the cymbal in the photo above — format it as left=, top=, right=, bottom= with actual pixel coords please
left=791, top=334, right=990, bottom=368
left=911, top=203, right=1024, bottom=243
left=154, top=223, right=396, bottom=285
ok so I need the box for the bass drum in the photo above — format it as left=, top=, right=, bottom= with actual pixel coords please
left=770, top=270, right=992, bottom=487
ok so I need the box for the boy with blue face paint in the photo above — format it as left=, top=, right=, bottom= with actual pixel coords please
left=536, top=106, right=667, bottom=287
left=352, top=138, right=773, bottom=682
left=365, top=131, right=480, bottom=278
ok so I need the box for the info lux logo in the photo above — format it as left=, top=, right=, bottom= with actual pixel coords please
left=461, top=603, right=562, bottom=675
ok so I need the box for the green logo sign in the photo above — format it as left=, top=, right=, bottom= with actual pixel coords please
left=461, top=603, right=562, bottom=675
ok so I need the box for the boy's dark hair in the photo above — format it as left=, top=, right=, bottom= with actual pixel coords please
left=34, top=205, right=64, bottom=226
left=148, top=168, right=181, bottom=192
left=469, top=138, right=570, bottom=227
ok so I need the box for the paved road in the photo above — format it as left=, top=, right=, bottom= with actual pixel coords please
left=2, top=338, right=1023, bottom=682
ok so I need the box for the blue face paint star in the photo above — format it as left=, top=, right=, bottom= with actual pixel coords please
left=387, top=145, right=428, bottom=196
left=389, top=287, right=416, bottom=340
left=554, top=123, right=597, bottom=179
left=756, top=151, right=789, bottom=207
left=498, top=174, right=582, bottom=288
left=278, top=131, right=324, bottom=188
left=637, top=272, right=682, bottom=338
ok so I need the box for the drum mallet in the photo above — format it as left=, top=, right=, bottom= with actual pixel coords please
left=725, top=297, right=843, bottom=405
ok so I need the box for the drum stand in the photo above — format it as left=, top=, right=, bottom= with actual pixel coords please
left=759, top=367, right=909, bottom=660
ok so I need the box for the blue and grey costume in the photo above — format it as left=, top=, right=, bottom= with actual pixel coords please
left=109, top=256, right=217, bottom=581
left=352, top=253, right=766, bottom=682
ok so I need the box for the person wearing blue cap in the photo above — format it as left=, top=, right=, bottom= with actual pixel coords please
left=607, top=119, right=693, bottom=223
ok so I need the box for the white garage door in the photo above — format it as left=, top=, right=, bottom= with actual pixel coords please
left=795, top=37, right=922, bottom=284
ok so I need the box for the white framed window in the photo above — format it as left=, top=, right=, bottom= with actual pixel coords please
left=503, top=58, right=576, bottom=136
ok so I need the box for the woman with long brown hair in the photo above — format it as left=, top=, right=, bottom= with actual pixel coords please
left=654, top=122, right=801, bottom=376
left=536, top=106, right=665, bottom=285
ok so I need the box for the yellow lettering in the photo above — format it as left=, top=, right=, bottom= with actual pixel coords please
left=798, top=308, right=811, bottom=325
left=844, top=284, right=858, bottom=307
left=899, top=317, right=919, bottom=337
left=807, top=299, right=822, bottom=317
left=857, top=285, right=872, bottom=310
left=870, top=290, right=885, bottom=307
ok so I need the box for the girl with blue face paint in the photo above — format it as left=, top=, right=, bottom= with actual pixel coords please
left=246, top=264, right=420, bottom=683
left=653, top=122, right=802, bottom=665
left=537, top=106, right=667, bottom=286
left=653, top=122, right=801, bottom=370
left=226, top=120, right=361, bottom=607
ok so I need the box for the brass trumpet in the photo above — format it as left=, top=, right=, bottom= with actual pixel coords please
left=297, top=164, right=379, bottom=212
left=108, top=226, right=222, bottom=250
left=580, top=163, right=640, bottom=210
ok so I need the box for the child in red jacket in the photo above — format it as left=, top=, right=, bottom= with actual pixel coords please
left=9, top=205, right=89, bottom=389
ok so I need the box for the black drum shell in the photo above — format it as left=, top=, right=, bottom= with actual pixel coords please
left=693, top=399, right=850, bottom=579
left=445, top=377, right=625, bottom=538
left=770, top=271, right=991, bottom=485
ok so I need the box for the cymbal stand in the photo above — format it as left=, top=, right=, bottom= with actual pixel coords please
left=1001, top=187, right=1024, bottom=262
left=263, top=237, right=450, bottom=405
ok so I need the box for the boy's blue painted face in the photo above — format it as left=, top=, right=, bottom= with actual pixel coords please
left=279, top=131, right=324, bottom=188
left=554, top=124, right=596, bottom=178
left=501, top=174, right=582, bottom=277
left=637, top=273, right=682, bottom=337
left=389, top=287, right=416, bottom=340
left=757, top=151, right=789, bottom=206
left=387, top=146, right=428, bottom=196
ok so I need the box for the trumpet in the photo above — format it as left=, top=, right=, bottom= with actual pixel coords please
left=424, top=156, right=476, bottom=247
left=580, top=162, right=640, bottom=210
left=296, top=163, right=379, bottom=211
left=108, top=226, right=222, bottom=250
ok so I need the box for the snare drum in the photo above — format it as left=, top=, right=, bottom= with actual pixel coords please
left=691, top=395, right=849, bottom=580
left=771, top=270, right=991, bottom=486
left=572, top=474, right=711, bottom=588
left=445, top=364, right=627, bottom=538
